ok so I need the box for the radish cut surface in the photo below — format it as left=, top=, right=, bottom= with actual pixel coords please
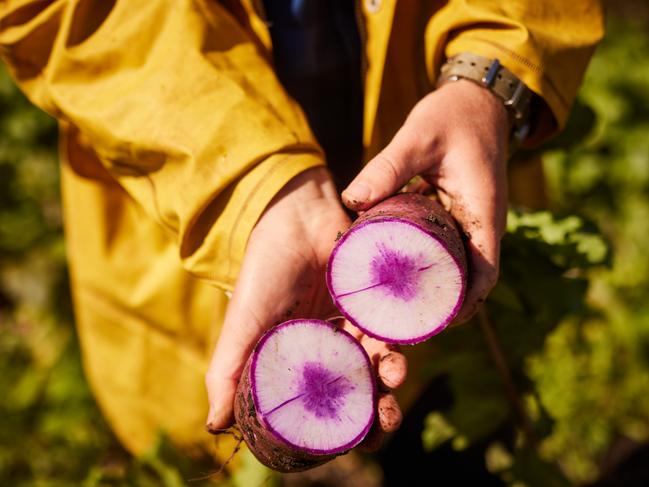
left=235, top=319, right=375, bottom=472
left=327, top=193, right=467, bottom=344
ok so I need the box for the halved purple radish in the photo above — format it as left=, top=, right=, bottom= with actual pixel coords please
left=234, top=319, right=376, bottom=472
left=327, top=193, right=467, bottom=344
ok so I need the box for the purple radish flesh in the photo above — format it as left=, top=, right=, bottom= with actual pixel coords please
left=327, top=193, right=467, bottom=344
left=234, top=319, right=376, bottom=472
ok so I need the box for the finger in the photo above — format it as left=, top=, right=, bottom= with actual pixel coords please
left=378, top=351, right=408, bottom=390
left=341, top=127, right=439, bottom=211
left=452, top=213, right=501, bottom=324
left=205, top=296, right=266, bottom=432
left=340, top=319, right=364, bottom=342
left=377, top=393, right=402, bottom=433
left=348, top=328, right=407, bottom=390
left=453, top=238, right=500, bottom=324
left=440, top=154, right=506, bottom=324
left=358, top=393, right=403, bottom=452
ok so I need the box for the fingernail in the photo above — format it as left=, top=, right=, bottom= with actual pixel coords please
left=206, top=404, right=215, bottom=426
left=343, top=183, right=371, bottom=206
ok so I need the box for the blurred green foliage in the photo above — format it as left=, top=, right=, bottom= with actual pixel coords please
left=420, top=210, right=609, bottom=486
left=534, top=21, right=649, bottom=482
left=1, top=16, right=649, bottom=487
left=421, top=20, right=649, bottom=486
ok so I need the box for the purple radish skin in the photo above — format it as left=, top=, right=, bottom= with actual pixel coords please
left=327, top=193, right=467, bottom=345
left=234, top=319, right=376, bottom=473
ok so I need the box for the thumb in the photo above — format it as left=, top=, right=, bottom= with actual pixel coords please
left=341, top=128, right=435, bottom=211
left=204, top=298, right=266, bottom=433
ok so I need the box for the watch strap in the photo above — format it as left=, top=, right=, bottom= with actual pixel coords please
left=437, top=52, right=533, bottom=152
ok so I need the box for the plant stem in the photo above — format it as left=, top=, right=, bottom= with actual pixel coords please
left=477, top=306, right=537, bottom=449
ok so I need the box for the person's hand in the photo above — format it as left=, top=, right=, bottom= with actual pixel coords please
left=342, top=79, right=510, bottom=323
left=204, top=167, right=407, bottom=450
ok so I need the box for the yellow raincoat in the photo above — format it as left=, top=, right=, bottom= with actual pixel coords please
left=0, top=0, right=603, bottom=462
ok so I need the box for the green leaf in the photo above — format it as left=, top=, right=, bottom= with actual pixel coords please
left=421, top=412, right=458, bottom=451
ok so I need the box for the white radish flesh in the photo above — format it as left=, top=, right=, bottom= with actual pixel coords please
left=235, top=319, right=376, bottom=472
left=327, top=193, right=467, bottom=344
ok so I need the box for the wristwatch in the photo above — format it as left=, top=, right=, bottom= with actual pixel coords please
left=437, top=52, right=533, bottom=154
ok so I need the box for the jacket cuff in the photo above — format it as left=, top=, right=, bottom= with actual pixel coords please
left=443, top=36, right=572, bottom=131
left=181, top=151, right=325, bottom=291
left=424, top=1, right=604, bottom=144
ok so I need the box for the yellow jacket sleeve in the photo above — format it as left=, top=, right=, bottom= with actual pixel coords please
left=0, top=0, right=325, bottom=290
left=424, top=0, right=605, bottom=139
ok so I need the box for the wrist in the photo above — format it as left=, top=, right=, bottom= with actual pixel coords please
left=266, top=167, right=338, bottom=211
left=436, top=79, right=510, bottom=146
left=255, top=166, right=347, bottom=241
left=437, top=53, right=533, bottom=155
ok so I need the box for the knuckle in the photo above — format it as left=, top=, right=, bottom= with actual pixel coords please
left=379, top=352, right=408, bottom=389
left=378, top=394, right=402, bottom=432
